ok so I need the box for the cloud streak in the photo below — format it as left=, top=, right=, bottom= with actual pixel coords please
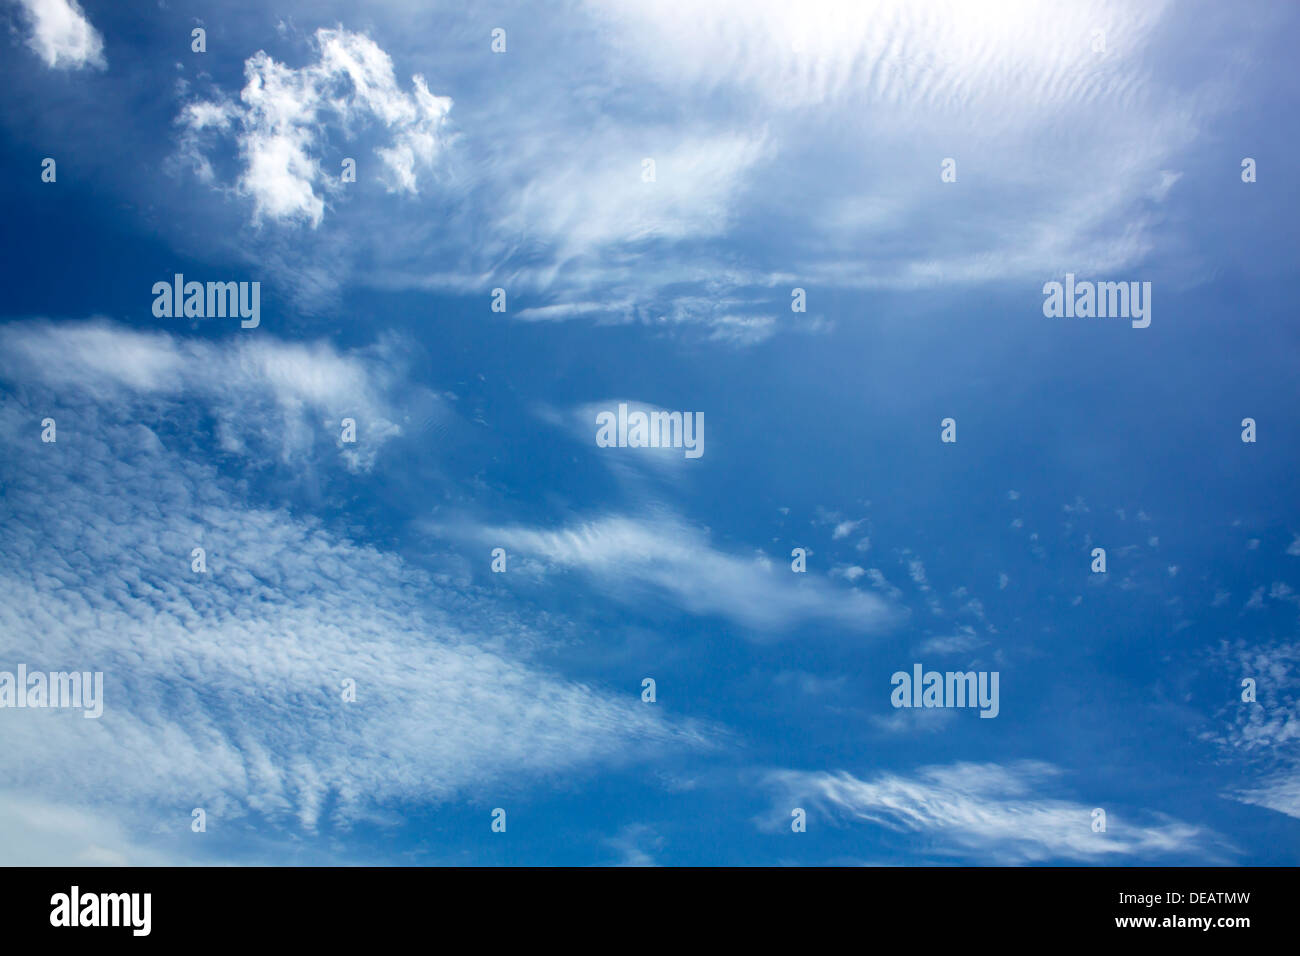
left=0, top=318, right=410, bottom=472
left=763, top=761, right=1222, bottom=863
left=474, top=514, right=899, bottom=635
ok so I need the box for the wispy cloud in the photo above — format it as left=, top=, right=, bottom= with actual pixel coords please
left=0, top=319, right=410, bottom=472
left=582, top=0, right=1211, bottom=293
left=605, top=823, right=664, bottom=867
left=1235, top=775, right=1300, bottom=820
left=0, top=321, right=709, bottom=857
left=469, top=514, right=899, bottom=635
left=763, top=762, right=1222, bottom=863
left=916, top=627, right=984, bottom=656
left=149, top=0, right=1238, bottom=341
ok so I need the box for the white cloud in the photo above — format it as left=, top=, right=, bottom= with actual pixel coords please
left=514, top=301, right=631, bottom=322
left=180, top=28, right=453, bottom=227
left=907, top=558, right=930, bottom=590
left=0, top=794, right=172, bottom=865
left=869, top=709, right=957, bottom=735
left=773, top=671, right=848, bottom=697
left=160, top=0, right=1243, bottom=344
left=916, top=628, right=983, bottom=655
left=17, top=0, right=105, bottom=70
left=763, top=762, right=1220, bottom=863
left=0, top=323, right=709, bottom=859
left=832, top=519, right=865, bottom=540
left=866, top=568, right=901, bottom=599
left=605, top=823, right=663, bottom=867
left=541, top=398, right=713, bottom=489
left=495, top=131, right=768, bottom=255
left=585, top=0, right=1166, bottom=113
left=1148, top=169, right=1183, bottom=202
left=470, top=514, right=898, bottom=635
left=1208, top=641, right=1300, bottom=821
left=1235, top=774, right=1300, bottom=820
left=1270, top=582, right=1300, bottom=608
left=582, top=0, right=1206, bottom=291
left=0, top=319, right=408, bottom=472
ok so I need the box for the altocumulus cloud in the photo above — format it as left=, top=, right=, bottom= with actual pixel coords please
left=1206, top=640, right=1300, bottom=821
left=0, top=320, right=709, bottom=857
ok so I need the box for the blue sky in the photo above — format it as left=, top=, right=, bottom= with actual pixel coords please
left=0, top=0, right=1298, bottom=866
